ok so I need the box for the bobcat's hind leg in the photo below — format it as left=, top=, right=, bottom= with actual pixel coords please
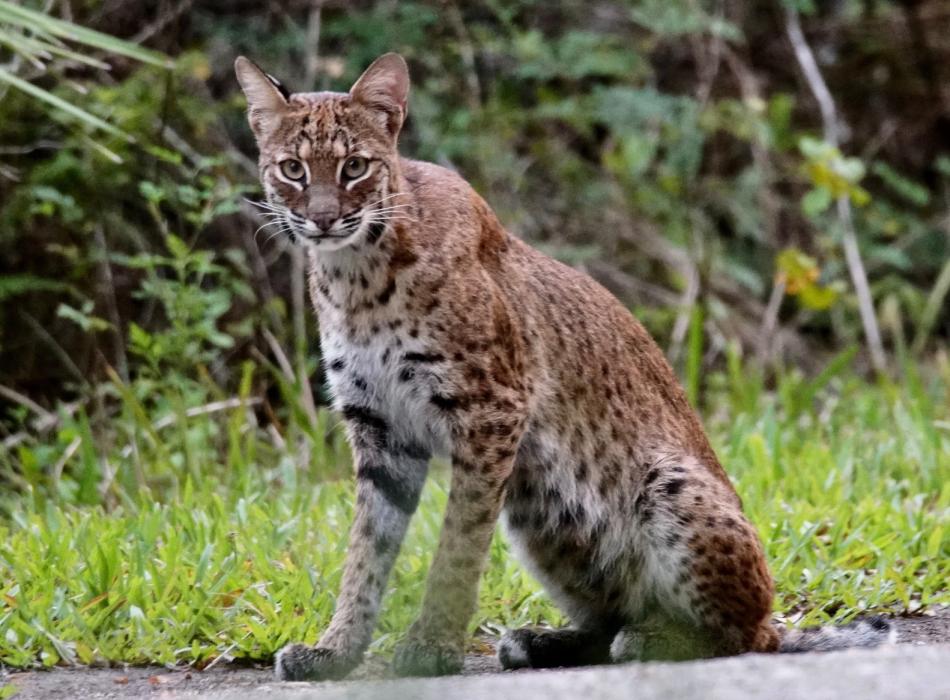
left=609, top=614, right=720, bottom=663
left=498, top=626, right=616, bottom=670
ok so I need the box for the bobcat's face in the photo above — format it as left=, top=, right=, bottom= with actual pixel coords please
left=236, top=54, right=409, bottom=252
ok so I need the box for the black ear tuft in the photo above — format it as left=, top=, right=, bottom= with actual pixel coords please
left=265, top=72, right=292, bottom=101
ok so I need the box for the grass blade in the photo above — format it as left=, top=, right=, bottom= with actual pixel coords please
left=0, top=66, right=131, bottom=140
left=0, top=1, right=171, bottom=67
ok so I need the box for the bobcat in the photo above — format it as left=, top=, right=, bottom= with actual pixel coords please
left=235, top=52, right=895, bottom=681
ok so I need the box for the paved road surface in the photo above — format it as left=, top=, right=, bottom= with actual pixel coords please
left=205, top=644, right=950, bottom=700
left=4, top=610, right=948, bottom=699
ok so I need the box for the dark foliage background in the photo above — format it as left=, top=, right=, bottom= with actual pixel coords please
left=1, top=0, right=949, bottom=413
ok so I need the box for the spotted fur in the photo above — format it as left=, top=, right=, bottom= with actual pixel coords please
left=235, top=53, right=894, bottom=681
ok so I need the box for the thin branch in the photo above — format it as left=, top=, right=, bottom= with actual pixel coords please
left=152, top=397, right=262, bottom=431
left=94, top=225, right=129, bottom=383
left=119, top=396, right=262, bottom=459
left=19, top=310, right=89, bottom=387
left=303, top=0, right=324, bottom=88
left=131, top=0, right=194, bottom=45
left=293, top=0, right=322, bottom=473
left=0, top=384, right=54, bottom=423
left=0, top=139, right=62, bottom=154
left=668, top=266, right=700, bottom=365
left=785, top=11, right=839, bottom=147
left=758, top=279, right=785, bottom=366
left=444, top=0, right=482, bottom=110
left=263, top=328, right=318, bottom=429
left=784, top=7, right=887, bottom=374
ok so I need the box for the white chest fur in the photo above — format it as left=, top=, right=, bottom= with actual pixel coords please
left=319, top=319, right=452, bottom=459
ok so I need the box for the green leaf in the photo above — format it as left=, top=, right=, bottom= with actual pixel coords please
left=872, top=162, right=930, bottom=207
left=927, top=525, right=944, bottom=560
left=165, top=234, right=191, bottom=260
left=0, top=30, right=111, bottom=69
left=57, top=302, right=112, bottom=333
left=0, top=275, right=71, bottom=302
left=798, top=135, right=830, bottom=160
left=837, top=156, right=866, bottom=184
left=139, top=181, right=166, bottom=205
left=128, top=322, right=153, bottom=352
left=797, top=282, right=839, bottom=311
left=801, top=187, right=832, bottom=217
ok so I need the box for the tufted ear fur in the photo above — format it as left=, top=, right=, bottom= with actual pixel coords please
left=349, top=53, right=409, bottom=140
left=234, top=56, right=290, bottom=138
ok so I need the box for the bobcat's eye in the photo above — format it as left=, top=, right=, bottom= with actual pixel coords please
left=279, top=159, right=306, bottom=181
left=342, top=156, right=369, bottom=181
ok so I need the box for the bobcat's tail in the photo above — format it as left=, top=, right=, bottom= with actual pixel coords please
left=778, top=615, right=897, bottom=653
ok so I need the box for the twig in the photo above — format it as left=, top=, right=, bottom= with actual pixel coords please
left=722, top=46, right=784, bottom=365
left=668, top=252, right=700, bottom=366
left=119, top=397, right=262, bottom=458
left=784, top=7, right=887, bottom=374
left=290, top=248, right=310, bottom=401
left=262, top=328, right=318, bottom=428
left=94, top=225, right=129, bottom=383
left=201, top=641, right=239, bottom=672
left=0, top=384, right=55, bottom=423
left=131, top=0, right=194, bottom=45
left=51, top=436, right=82, bottom=486
left=303, top=0, right=324, bottom=88
left=585, top=260, right=680, bottom=307
left=690, top=0, right=725, bottom=105
left=785, top=11, right=840, bottom=146
left=758, top=279, right=786, bottom=366
left=445, top=0, right=482, bottom=110
left=0, top=140, right=62, bottom=155
left=161, top=125, right=204, bottom=167
left=19, top=310, right=89, bottom=387
left=293, top=0, right=321, bottom=455
left=2, top=432, right=28, bottom=450
left=151, top=397, right=263, bottom=431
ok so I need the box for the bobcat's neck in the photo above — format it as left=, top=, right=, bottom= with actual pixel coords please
left=306, top=193, right=420, bottom=323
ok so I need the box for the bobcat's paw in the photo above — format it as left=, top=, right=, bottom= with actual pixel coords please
left=497, top=628, right=538, bottom=670
left=274, top=643, right=361, bottom=681
left=391, top=635, right=463, bottom=677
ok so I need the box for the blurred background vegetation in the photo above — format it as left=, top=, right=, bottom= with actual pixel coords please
left=0, top=0, right=949, bottom=669
left=1, top=0, right=949, bottom=411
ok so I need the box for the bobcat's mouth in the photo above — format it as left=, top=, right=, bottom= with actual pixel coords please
left=297, top=209, right=389, bottom=249
left=305, top=228, right=351, bottom=241
left=248, top=198, right=392, bottom=251
left=296, top=221, right=358, bottom=251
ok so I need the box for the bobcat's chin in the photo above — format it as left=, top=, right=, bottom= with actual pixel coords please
left=287, top=217, right=387, bottom=253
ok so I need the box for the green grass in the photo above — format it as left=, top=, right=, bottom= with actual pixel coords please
left=0, top=356, right=948, bottom=669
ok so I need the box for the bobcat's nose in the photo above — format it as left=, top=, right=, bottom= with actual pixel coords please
left=309, top=211, right=337, bottom=233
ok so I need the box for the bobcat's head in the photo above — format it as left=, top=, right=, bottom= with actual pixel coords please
left=235, top=53, right=409, bottom=251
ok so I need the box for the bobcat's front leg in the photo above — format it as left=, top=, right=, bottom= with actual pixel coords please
left=392, top=411, right=523, bottom=677
left=275, top=409, right=429, bottom=681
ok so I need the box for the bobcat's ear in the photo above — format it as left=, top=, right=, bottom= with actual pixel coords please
left=234, top=56, right=290, bottom=138
left=349, top=53, right=409, bottom=140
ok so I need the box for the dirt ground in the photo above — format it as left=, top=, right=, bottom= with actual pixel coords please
left=3, top=608, right=948, bottom=699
